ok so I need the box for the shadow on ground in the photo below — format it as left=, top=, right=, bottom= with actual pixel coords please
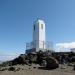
left=38, top=67, right=57, bottom=70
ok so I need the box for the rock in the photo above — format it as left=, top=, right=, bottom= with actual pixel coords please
left=0, top=68, right=7, bottom=71
left=16, top=68, right=21, bottom=71
left=25, top=60, right=29, bottom=65
left=33, top=67, right=36, bottom=68
left=61, top=66, right=67, bottom=69
left=29, top=67, right=31, bottom=69
left=8, top=67, right=15, bottom=71
left=29, top=64, right=32, bottom=66
left=46, top=57, right=59, bottom=69
left=11, top=54, right=26, bottom=65
left=41, top=60, right=47, bottom=66
left=68, top=63, right=74, bottom=66
left=73, top=64, right=75, bottom=70
left=71, top=56, right=75, bottom=62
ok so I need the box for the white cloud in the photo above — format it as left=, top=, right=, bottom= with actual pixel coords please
left=0, top=55, right=18, bottom=62
left=55, top=42, right=75, bottom=52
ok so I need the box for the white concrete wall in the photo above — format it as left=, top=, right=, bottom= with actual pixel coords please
left=33, top=19, right=46, bottom=51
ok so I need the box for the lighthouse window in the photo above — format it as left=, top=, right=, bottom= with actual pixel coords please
left=34, top=25, right=35, bottom=30
left=41, top=24, right=43, bottom=29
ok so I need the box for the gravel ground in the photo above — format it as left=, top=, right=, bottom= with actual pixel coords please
left=0, top=64, right=75, bottom=75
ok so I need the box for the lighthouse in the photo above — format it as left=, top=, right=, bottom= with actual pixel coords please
left=33, top=19, right=46, bottom=51
left=26, top=19, right=53, bottom=54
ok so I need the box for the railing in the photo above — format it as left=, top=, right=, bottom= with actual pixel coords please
left=26, top=41, right=53, bottom=51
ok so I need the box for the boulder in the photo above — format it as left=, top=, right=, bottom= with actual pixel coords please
left=0, top=68, right=7, bottom=71
left=71, top=56, right=75, bottom=62
left=8, top=67, right=15, bottom=71
left=41, top=60, right=47, bottom=66
left=46, top=57, right=59, bottom=69
left=73, top=64, right=75, bottom=70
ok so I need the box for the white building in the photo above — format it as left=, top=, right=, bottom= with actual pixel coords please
left=33, top=19, right=46, bottom=51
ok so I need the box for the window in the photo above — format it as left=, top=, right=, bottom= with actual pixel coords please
left=34, top=25, right=35, bottom=30
left=41, top=24, right=43, bottom=29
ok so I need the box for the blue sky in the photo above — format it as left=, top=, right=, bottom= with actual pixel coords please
left=0, top=0, right=75, bottom=60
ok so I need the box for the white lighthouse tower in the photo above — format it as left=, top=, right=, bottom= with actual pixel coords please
left=26, top=19, right=53, bottom=54
left=33, top=19, right=46, bottom=51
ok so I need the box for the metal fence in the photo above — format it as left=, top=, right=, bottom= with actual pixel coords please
left=26, top=41, right=53, bottom=51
